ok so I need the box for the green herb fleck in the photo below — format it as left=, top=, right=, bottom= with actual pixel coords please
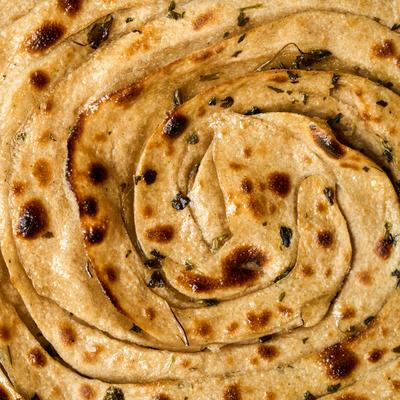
left=327, top=113, right=343, bottom=129
left=364, top=315, right=375, bottom=326
left=104, top=386, right=125, bottom=400
left=279, top=226, right=293, bottom=248
left=147, top=271, right=165, bottom=288
left=244, top=106, right=262, bottom=115
left=16, top=131, right=27, bottom=142
left=211, top=234, right=231, bottom=253
left=278, top=292, right=286, bottom=302
left=187, top=132, right=199, bottom=144
left=267, top=85, right=284, bottom=93
left=392, top=345, right=400, bottom=353
left=125, top=17, right=133, bottom=23
left=130, top=324, right=142, bottom=333
left=172, top=192, right=190, bottom=210
left=41, top=231, right=54, bottom=239
left=166, top=354, right=175, bottom=369
left=223, top=31, right=230, bottom=39
left=150, top=249, right=165, bottom=260
left=220, top=96, right=234, bottom=108
left=303, top=392, right=316, bottom=400
left=324, top=187, right=334, bottom=205
left=362, top=166, right=370, bottom=172
left=173, top=89, right=182, bottom=107
left=287, top=70, right=299, bottom=83
left=332, top=73, right=340, bottom=86
left=274, top=265, right=294, bottom=283
left=125, top=249, right=132, bottom=258
left=237, top=10, right=250, bottom=26
left=203, top=298, right=219, bottom=306
left=302, top=93, right=309, bottom=105
left=238, top=33, right=246, bottom=43
left=292, top=49, right=332, bottom=69
left=327, top=383, right=341, bottom=393
left=208, top=96, right=217, bottom=106
left=382, top=139, right=393, bottom=163
left=200, top=73, right=220, bottom=81
left=391, top=23, right=400, bottom=31
left=88, top=14, right=113, bottom=50
left=376, top=99, right=388, bottom=107
left=167, top=1, right=185, bottom=20
left=184, top=260, right=195, bottom=270
left=232, top=50, right=243, bottom=58
left=302, top=337, right=309, bottom=344
left=259, top=334, right=273, bottom=343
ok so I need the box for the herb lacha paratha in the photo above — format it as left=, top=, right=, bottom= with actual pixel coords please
left=0, top=1, right=400, bottom=399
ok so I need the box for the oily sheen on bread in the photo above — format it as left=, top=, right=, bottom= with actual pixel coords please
left=0, top=1, right=400, bottom=399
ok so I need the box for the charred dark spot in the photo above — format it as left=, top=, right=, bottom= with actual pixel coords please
left=373, top=39, right=394, bottom=57
left=153, top=395, right=170, bottom=400
left=142, top=205, right=153, bottom=218
left=145, top=307, right=155, bottom=321
left=224, top=384, right=241, bottom=400
left=301, top=265, right=314, bottom=276
left=280, top=226, right=293, bottom=248
left=241, top=178, right=253, bottom=193
left=163, top=113, right=188, bottom=138
left=229, top=162, right=243, bottom=170
left=88, top=163, right=108, bottom=184
left=79, top=384, right=95, bottom=399
left=277, top=304, right=293, bottom=317
left=341, top=307, right=356, bottom=319
left=244, top=106, right=262, bottom=115
left=376, top=236, right=394, bottom=259
left=310, top=124, right=345, bottom=159
left=334, top=394, right=368, bottom=400
left=267, top=172, right=291, bottom=197
left=146, top=225, right=174, bottom=243
left=60, top=325, right=76, bottom=345
left=83, top=224, right=106, bottom=245
left=58, top=0, right=81, bottom=15
left=79, top=197, right=98, bottom=216
left=16, top=199, right=48, bottom=239
left=192, top=11, right=213, bottom=30
left=392, top=381, right=400, bottom=391
left=100, top=283, right=123, bottom=313
left=194, top=321, right=213, bottom=337
left=143, top=169, right=157, bottom=185
left=357, top=271, right=372, bottom=286
left=316, top=230, right=334, bottom=248
left=271, top=74, right=288, bottom=83
left=319, top=343, right=358, bottom=379
left=25, top=22, right=65, bottom=53
left=258, top=345, right=279, bottom=360
left=248, top=197, right=265, bottom=217
left=112, top=83, right=143, bottom=104
left=367, top=348, right=386, bottom=363
left=0, top=387, right=9, bottom=400
left=227, top=322, right=239, bottom=332
left=29, top=70, right=50, bottom=89
left=11, top=181, right=25, bottom=196
left=147, top=270, right=165, bottom=288
left=33, top=159, right=51, bottom=186
left=243, top=147, right=252, bottom=158
left=246, top=310, right=271, bottom=331
left=222, top=246, right=267, bottom=287
left=317, top=202, right=327, bottom=213
left=28, top=347, right=47, bottom=367
left=179, top=273, right=216, bottom=292
left=0, top=326, right=10, bottom=341
left=105, top=267, right=117, bottom=282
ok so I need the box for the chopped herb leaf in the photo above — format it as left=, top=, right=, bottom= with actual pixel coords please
left=364, top=316, right=375, bottom=326
left=220, top=96, right=234, bottom=108
left=144, top=258, right=161, bottom=269
left=332, top=73, right=340, bottom=86
left=208, top=96, right=217, bottom=106
left=166, top=354, right=175, bottom=369
left=167, top=1, right=185, bottom=19
left=376, top=99, right=388, bottom=107
left=200, top=73, right=220, bottom=81
left=324, top=187, right=334, bottom=205
left=147, top=271, right=165, bottom=288
left=303, top=392, right=316, bottom=400
left=382, top=139, right=393, bottom=163
left=327, top=383, right=341, bottom=393
left=184, top=260, right=195, bottom=270
left=125, top=249, right=132, bottom=258
left=104, top=386, right=125, bottom=400
left=31, top=395, right=41, bottom=400
left=259, top=334, right=273, bottom=343
left=232, top=50, right=243, bottom=58
left=238, top=33, right=246, bottom=43
left=203, top=298, right=219, bottom=306
left=274, top=265, right=294, bottom=282
left=391, top=269, right=400, bottom=288
left=150, top=249, right=165, bottom=259
left=373, top=17, right=381, bottom=23
left=244, top=106, right=262, bottom=115
left=237, top=10, right=250, bottom=26
left=302, top=93, right=309, bottom=105
left=173, top=89, right=182, bottom=107
left=16, top=131, right=26, bottom=141
left=376, top=80, right=394, bottom=89
left=363, top=166, right=370, bottom=172
left=41, top=231, right=54, bottom=238
left=302, top=337, right=309, bottom=344
left=240, top=4, right=263, bottom=11
left=391, top=23, right=400, bottom=31
left=171, top=192, right=190, bottom=210
left=287, top=70, right=299, bottom=83
left=125, top=17, right=133, bottom=23
left=132, top=29, right=142, bottom=34
left=267, top=85, right=284, bottom=93
left=327, top=113, right=343, bottom=128
left=392, top=345, right=400, bottom=353
left=187, top=132, right=199, bottom=144
left=223, top=31, right=230, bottom=39
left=134, top=175, right=142, bottom=184
left=280, top=226, right=293, bottom=248
left=278, top=292, right=286, bottom=302
left=211, top=234, right=231, bottom=252
left=292, top=49, right=332, bottom=69
left=130, top=324, right=142, bottom=333
left=88, top=14, right=113, bottom=50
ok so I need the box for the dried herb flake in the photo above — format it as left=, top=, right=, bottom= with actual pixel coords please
left=220, top=96, right=234, bottom=108
left=88, top=14, right=113, bottom=50
left=376, top=99, right=388, bottom=107
left=203, top=298, right=219, bottom=306
left=327, top=383, right=341, bottom=393
left=280, top=226, right=293, bottom=248
left=147, top=270, right=165, bottom=288
left=187, top=132, right=199, bottom=144
left=171, top=192, right=191, bottom=210
left=167, top=1, right=185, bottom=20
left=237, top=10, right=250, bottom=27
left=324, top=187, right=334, bottom=205
left=104, top=386, right=125, bottom=400
left=200, top=73, right=220, bottom=81
left=303, top=392, right=316, bottom=400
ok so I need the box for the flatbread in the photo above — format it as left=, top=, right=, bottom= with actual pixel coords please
left=0, top=1, right=400, bottom=399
